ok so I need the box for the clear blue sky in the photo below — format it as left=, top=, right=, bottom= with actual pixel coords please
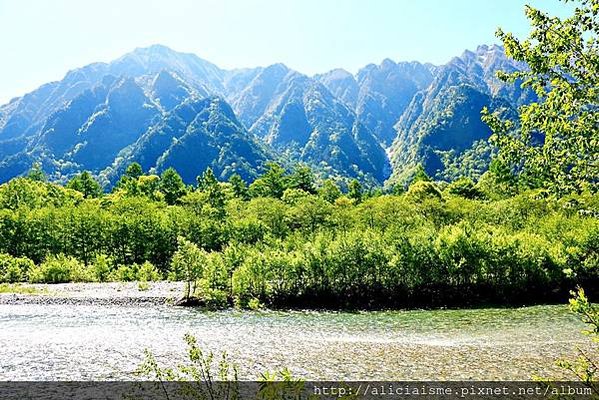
left=0, top=0, right=569, bottom=104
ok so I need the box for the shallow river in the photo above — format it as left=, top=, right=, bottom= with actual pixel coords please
left=0, top=303, right=590, bottom=380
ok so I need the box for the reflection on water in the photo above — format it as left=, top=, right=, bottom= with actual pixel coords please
left=0, top=304, right=590, bottom=380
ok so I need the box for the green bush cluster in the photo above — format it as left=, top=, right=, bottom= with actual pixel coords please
left=0, top=252, right=162, bottom=284
left=206, top=221, right=590, bottom=308
left=109, top=261, right=162, bottom=282
left=0, top=253, right=34, bottom=283
left=167, top=194, right=597, bottom=308
left=28, top=254, right=91, bottom=283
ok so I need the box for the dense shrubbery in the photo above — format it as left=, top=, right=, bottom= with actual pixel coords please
left=0, top=253, right=34, bottom=283
left=109, top=261, right=162, bottom=282
left=28, top=254, right=90, bottom=283
left=0, top=163, right=596, bottom=308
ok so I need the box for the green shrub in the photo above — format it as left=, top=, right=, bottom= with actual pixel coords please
left=3, top=263, right=23, bottom=283
left=198, top=253, right=229, bottom=291
left=169, top=237, right=205, bottom=281
left=247, top=297, right=263, bottom=310
left=109, top=264, right=138, bottom=282
left=406, top=181, right=443, bottom=201
left=0, top=253, right=35, bottom=283
left=91, top=254, right=113, bottom=282
left=200, top=288, right=229, bottom=308
left=107, top=262, right=161, bottom=282
left=28, top=255, right=91, bottom=283
left=136, top=261, right=161, bottom=281
left=170, top=236, right=207, bottom=300
left=232, top=250, right=271, bottom=307
left=446, top=177, right=484, bottom=199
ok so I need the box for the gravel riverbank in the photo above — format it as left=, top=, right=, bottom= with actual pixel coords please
left=0, top=281, right=186, bottom=306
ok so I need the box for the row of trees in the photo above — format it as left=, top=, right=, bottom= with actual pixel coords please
left=0, top=160, right=597, bottom=308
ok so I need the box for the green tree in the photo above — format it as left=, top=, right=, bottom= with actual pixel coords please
left=249, top=162, right=287, bottom=198
left=488, top=158, right=517, bottom=187
left=66, top=171, right=102, bottom=198
left=114, top=162, right=144, bottom=194
left=411, top=164, right=432, bottom=184
left=0, top=178, right=82, bottom=210
left=407, top=180, right=443, bottom=201
left=446, top=177, right=484, bottom=199
left=289, top=164, right=316, bottom=194
left=159, top=168, right=186, bottom=205
left=347, top=179, right=363, bottom=203
left=137, top=175, right=162, bottom=200
left=476, top=158, right=519, bottom=199
left=245, top=197, right=289, bottom=238
left=318, top=179, right=342, bottom=203
left=125, top=162, right=143, bottom=180
left=170, top=237, right=206, bottom=301
left=482, top=0, right=599, bottom=194
left=228, top=173, right=249, bottom=200
left=286, top=195, right=332, bottom=234
left=197, top=167, right=225, bottom=215
left=26, top=162, right=47, bottom=182
left=391, top=183, right=405, bottom=196
left=196, top=167, right=218, bottom=191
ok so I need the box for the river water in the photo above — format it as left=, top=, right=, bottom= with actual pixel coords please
left=0, top=303, right=590, bottom=380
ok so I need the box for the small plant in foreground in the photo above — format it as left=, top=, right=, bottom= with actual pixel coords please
left=137, top=333, right=239, bottom=400
left=536, top=287, right=599, bottom=398
left=137, top=334, right=327, bottom=400
left=556, top=288, right=599, bottom=395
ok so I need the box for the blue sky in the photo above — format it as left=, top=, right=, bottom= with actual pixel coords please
left=0, top=0, right=569, bottom=104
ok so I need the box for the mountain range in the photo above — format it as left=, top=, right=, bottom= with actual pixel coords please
left=0, top=44, right=532, bottom=187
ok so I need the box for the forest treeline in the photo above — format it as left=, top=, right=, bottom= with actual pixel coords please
left=0, top=161, right=597, bottom=309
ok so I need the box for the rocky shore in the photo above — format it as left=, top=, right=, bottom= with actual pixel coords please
left=0, top=281, right=186, bottom=307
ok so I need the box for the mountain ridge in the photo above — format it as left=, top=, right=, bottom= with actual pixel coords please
left=0, top=44, right=530, bottom=187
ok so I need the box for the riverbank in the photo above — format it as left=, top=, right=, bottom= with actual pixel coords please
left=0, top=282, right=185, bottom=306
left=0, top=281, right=576, bottom=310
left=0, top=281, right=583, bottom=311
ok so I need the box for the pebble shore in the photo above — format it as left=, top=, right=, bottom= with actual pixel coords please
left=0, top=281, right=186, bottom=307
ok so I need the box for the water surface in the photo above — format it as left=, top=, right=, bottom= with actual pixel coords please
left=0, top=304, right=589, bottom=380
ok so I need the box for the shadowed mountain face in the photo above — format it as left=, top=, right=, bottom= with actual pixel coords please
left=0, top=44, right=531, bottom=186
left=386, top=45, right=534, bottom=183
left=234, top=69, right=390, bottom=181
left=104, top=96, right=271, bottom=185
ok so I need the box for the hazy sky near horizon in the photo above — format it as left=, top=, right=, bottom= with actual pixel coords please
left=0, top=0, right=569, bottom=104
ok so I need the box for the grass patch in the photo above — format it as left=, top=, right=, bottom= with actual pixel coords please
left=0, top=283, right=47, bottom=295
